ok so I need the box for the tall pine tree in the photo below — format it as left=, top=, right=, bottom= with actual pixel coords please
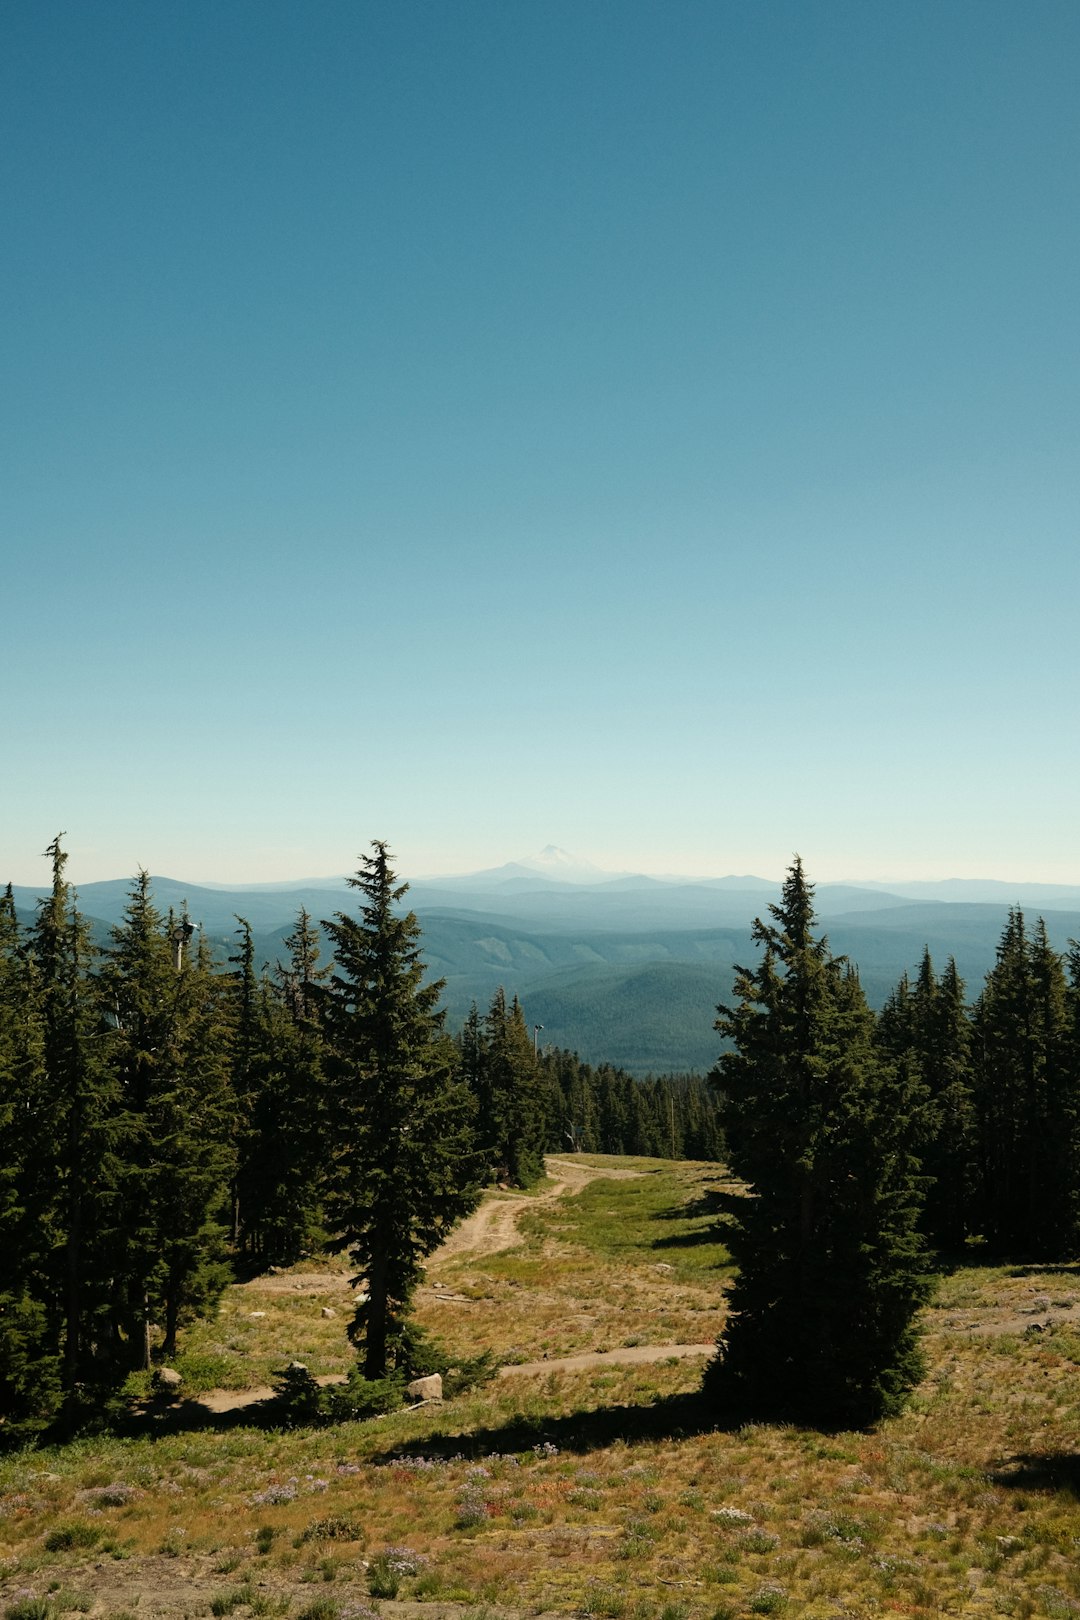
left=0, top=884, right=63, bottom=1440
left=27, top=836, right=121, bottom=1408
left=323, top=843, right=482, bottom=1378
left=707, top=858, right=931, bottom=1427
left=99, top=876, right=234, bottom=1364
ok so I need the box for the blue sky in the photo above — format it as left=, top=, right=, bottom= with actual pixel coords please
left=3, top=1, right=1078, bottom=887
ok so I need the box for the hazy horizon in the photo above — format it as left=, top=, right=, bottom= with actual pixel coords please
left=7, top=840, right=1080, bottom=895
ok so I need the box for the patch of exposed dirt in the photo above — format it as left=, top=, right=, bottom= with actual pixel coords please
left=1, top=1554, right=557, bottom=1620
left=499, top=1341, right=714, bottom=1377
left=930, top=1301, right=1079, bottom=1337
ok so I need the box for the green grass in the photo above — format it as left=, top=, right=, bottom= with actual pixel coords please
left=518, top=1160, right=734, bottom=1282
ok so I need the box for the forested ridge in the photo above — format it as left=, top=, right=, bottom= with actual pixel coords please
left=2, top=839, right=1080, bottom=1444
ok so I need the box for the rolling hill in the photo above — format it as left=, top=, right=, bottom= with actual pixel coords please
left=10, top=858, right=1080, bottom=1075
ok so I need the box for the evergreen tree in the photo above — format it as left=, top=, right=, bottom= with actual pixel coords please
left=99, top=876, right=234, bottom=1363
left=27, top=836, right=120, bottom=1405
left=323, top=843, right=482, bottom=1378
left=153, top=929, right=234, bottom=1357
left=878, top=950, right=975, bottom=1252
left=481, top=989, right=547, bottom=1186
left=227, top=917, right=264, bottom=1247
left=541, top=1047, right=600, bottom=1153
left=97, top=870, right=178, bottom=1369
left=972, top=912, right=1075, bottom=1256
left=241, top=909, right=330, bottom=1264
left=707, top=858, right=931, bottom=1427
left=0, top=885, right=62, bottom=1440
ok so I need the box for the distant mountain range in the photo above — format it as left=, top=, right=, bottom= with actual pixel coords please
left=11, top=849, right=1080, bottom=1077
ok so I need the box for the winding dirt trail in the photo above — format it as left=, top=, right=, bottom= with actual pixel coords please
left=191, top=1158, right=713, bottom=1417
left=433, top=1154, right=645, bottom=1262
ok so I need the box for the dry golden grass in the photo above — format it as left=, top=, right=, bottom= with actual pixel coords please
left=2, top=1157, right=1079, bottom=1620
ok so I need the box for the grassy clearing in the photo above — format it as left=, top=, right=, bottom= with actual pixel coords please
left=2, top=1158, right=1080, bottom=1619
left=422, top=1159, right=734, bottom=1365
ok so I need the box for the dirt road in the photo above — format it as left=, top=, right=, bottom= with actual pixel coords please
left=433, top=1155, right=645, bottom=1261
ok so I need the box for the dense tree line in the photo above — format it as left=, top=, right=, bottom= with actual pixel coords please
left=458, top=993, right=722, bottom=1180
left=707, top=859, right=1080, bottom=1428
left=0, top=838, right=720, bottom=1446
left=874, top=909, right=1080, bottom=1260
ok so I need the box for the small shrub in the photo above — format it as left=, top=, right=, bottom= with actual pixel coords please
left=568, top=1488, right=602, bottom=1510
left=245, top=1598, right=282, bottom=1618
left=455, top=1483, right=489, bottom=1528
left=582, top=1584, right=629, bottom=1618
left=90, top=1485, right=136, bottom=1509
left=272, top=1364, right=323, bottom=1428
left=295, top=1602, right=340, bottom=1620
left=300, top=1516, right=364, bottom=1544
left=739, top=1529, right=780, bottom=1555
left=321, top=1369, right=405, bottom=1424
left=51, top=1593, right=92, bottom=1614
left=442, top=1350, right=499, bottom=1397
left=367, top=1545, right=424, bottom=1600
left=251, top=1480, right=298, bottom=1507
left=43, top=1524, right=102, bottom=1554
left=713, top=1506, right=754, bottom=1527
left=254, top=1525, right=277, bottom=1554
left=210, top=1592, right=246, bottom=1617
left=6, top=1601, right=56, bottom=1620
left=366, top=1564, right=399, bottom=1600
left=749, top=1586, right=788, bottom=1616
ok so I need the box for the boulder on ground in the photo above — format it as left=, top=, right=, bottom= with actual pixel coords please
left=406, top=1372, right=443, bottom=1402
left=153, top=1367, right=183, bottom=1395
left=321, top=1307, right=337, bottom=1319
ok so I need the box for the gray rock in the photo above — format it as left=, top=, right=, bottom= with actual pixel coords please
left=155, top=1367, right=183, bottom=1391
left=406, top=1372, right=443, bottom=1402
left=321, top=1307, right=337, bottom=1319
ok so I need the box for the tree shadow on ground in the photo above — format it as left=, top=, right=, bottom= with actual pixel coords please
left=117, top=1389, right=725, bottom=1450
left=119, top=1393, right=288, bottom=1438
left=119, top=1380, right=865, bottom=1453
left=648, top=1187, right=740, bottom=1254
left=988, top=1452, right=1080, bottom=1498
left=367, top=1382, right=869, bottom=1462
left=369, top=1389, right=721, bottom=1461
left=651, top=1226, right=731, bottom=1254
